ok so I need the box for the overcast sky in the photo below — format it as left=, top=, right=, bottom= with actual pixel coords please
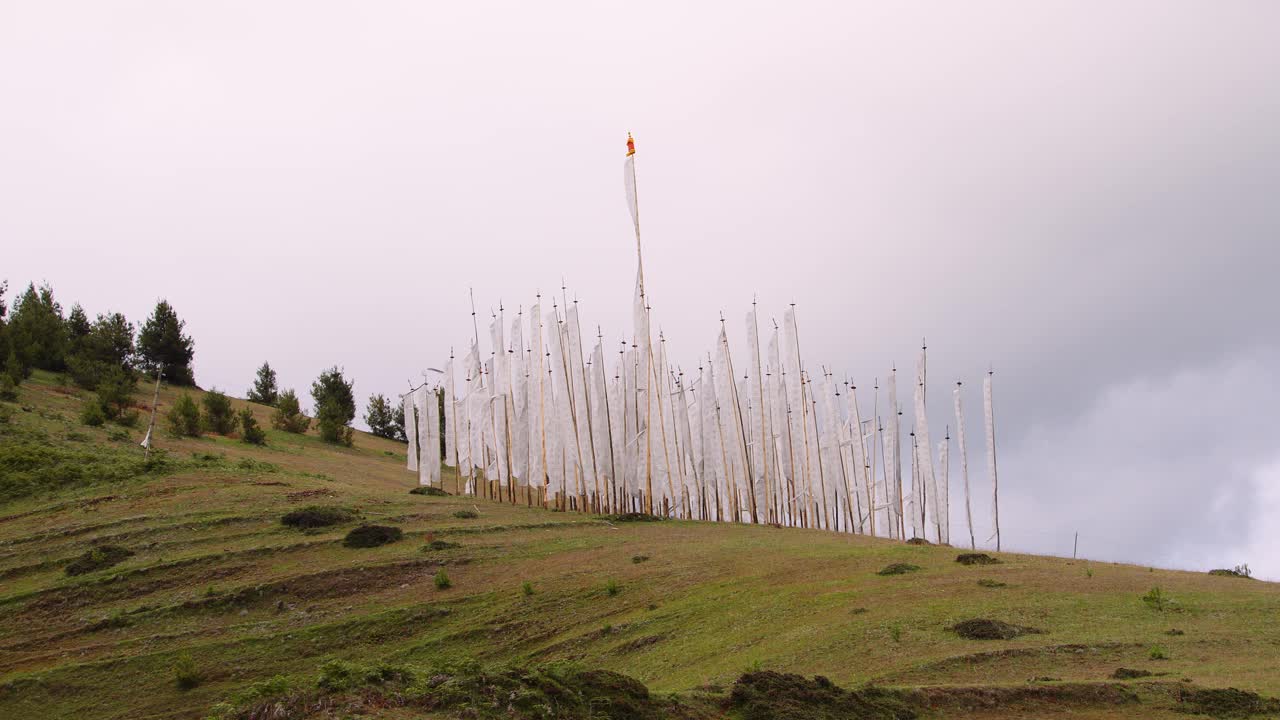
left=3, top=2, right=1276, bottom=577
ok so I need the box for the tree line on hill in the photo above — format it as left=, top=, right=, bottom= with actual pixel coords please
left=0, top=280, right=410, bottom=448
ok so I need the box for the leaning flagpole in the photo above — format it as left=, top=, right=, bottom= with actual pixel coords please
left=984, top=368, right=1000, bottom=552
left=625, top=133, right=655, bottom=514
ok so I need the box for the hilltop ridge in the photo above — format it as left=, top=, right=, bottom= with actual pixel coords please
left=1, top=373, right=1277, bottom=719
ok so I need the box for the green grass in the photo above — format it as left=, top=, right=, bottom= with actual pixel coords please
left=0, top=372, right=1278, bottom=719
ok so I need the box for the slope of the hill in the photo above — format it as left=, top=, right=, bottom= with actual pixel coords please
left=1, top=372, right=1277, bottom=719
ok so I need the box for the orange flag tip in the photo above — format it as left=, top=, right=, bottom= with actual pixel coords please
left=626, top=132, right=635, bottom=156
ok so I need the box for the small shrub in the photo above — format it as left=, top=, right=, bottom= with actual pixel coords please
left=0, top=374, right=17, bottom=402
left=80, top=397, right=106, bottom=427
left=422, top=539, right=461, bottom=551
left=343, top=524, right=403, bottom=548
left=1141, top=587, right=1172, bottom=612
left=889, top=623, right=903, bottom=643
left=977, top=579, right=1007, bottom=588
left=434, top=569, right=452, bottom=589
left=271, top=389, right=311, bottom=433
left=1209, top=565, right=1254, bottom=579
left=409, top=486, right=449, bottom=496
left=1111, top=667, right=1153, bottom=679
left=955, top=553, right=1000, bottom=566
left=317, top=659, right=363, bottom=692
left=632, top=554, right=650, bottom=564
left=522, top=581, right=534, bottom=596
left=905, top=537, right=931, bottom=545
left=281, top=506, right=357, bottom=530
left=174, top=654, right=201, bottom=690
left=238, top=407, right=266, bottom=445
left=234, top=675, right=291, bottom=704
left=65, top=545, right=134, bottom=576
left=201, top=388, right=236, bottom=435
left=1149, top=646, right=1168, bottom=660
left=166, top=393, right=202, bottom=437
left=605, top=578, right=620, bottom=596
left=1085, top=566, right=1094, bottom=578
left=95, top=367, right=136, bottom=419
left=453, top=509, right=479, bottom=519
left=876, top=563, right=920, bottom=576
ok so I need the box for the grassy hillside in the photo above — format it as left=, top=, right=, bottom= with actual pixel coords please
left=1, top=372, right=1278, bottom=719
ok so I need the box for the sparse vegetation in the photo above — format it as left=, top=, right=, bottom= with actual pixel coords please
left=602, top=512, right=664, bottom=522
left=522, top=581, right=534, bottom=596
left=605, top=578, right=620, bottom=596
left=977, top=578, right=1007, bottom=588
left=1141, top=586, right=1173, bottom=612
left=1111, top=667, right=1153, bottom=679
left=453, top=509, right=479, bottom=519
left=632, top=554, right=650, bottom=564
left=434, top=569, right=452, bottom=589
left=877, top=563, right=920, bottom=576
left=65, top=544, right=134, bottom=576
left=1149, top=645, right=1168, bottom=660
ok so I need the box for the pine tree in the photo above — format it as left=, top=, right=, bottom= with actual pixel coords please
left=312, top=367, right=355, bottom=446
left=246, top=362, right=279, bottom=406
left=8, top=282, right=67, bottom=374
left=363, top=394, right=400, bottom=440
left=271, top=389, right=311, bottom=433
left=138, top=300, right=195, bottom=385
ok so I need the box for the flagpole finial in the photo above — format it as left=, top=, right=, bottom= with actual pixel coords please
left=626, top=133, right=635, bottom=156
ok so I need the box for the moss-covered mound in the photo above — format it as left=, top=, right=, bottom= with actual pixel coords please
left=728, top=671, right=916, bottom=720
left=409, top=486, right=450, bottom=496
left=949, top=618, right=1043, bottom=640
left=1176, top=687, right=1280, bottom=718
left=280, top=505, right=357, bottom=530
left=342, top=524, right=403, bottom=548
left=955, top=553, right=1001, bottom=566
left=65, top=545, right=134, bottom=576
left=602, top=512, right=665, bottom=523
left=877, top=563, right=921, bottom=576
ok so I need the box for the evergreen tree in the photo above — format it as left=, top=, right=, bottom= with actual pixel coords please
left=201, top=389, right=236, bottom=435
left=0, top=348, right=19, bottom=402
left=0, top=280, right=9, bottom=365
left=238, top=407, right=266, bottom=445
left=138, top=299, right=195, bottom=385
left=66, top=303, right=91, bottom=355
left=393, top=399, right=407, bottom=443
left=271, top=389, right=311, bottom=433
left=363, top=393, right=401, bottom=440
left=246, top=361, right=279, bottom=406
left=8, top=282, right=67, bottom=374
left=312, top=367, right=355, bottom=446
left=67, top=312, right=135, bottom=389
left=166, top=393, right=202, bottom=437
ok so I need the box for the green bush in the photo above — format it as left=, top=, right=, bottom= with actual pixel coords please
left=173, top=654, right=202, bottom=690
left=271, top=389, right=311, bottom=433
left=522, top=581, right=534, bottom=596
left=239, top=407, right=266, bottom=445
left=166, top=393, right=201, bottom=437
left=80, top=396, right=106, bottom=426
left=435, top=569, right=452, bottom=589
left=877, top=563, right=920, bottom=576
left=605, top=578, right=620, bottom=596
left=317, top=659, right=363, bottom=692
left=138, top=299, right=195, bottom=386
left=453, top=509, right=479, bottom=519
left=95, top=366, right=136, bottom=420
left=201, top=388, right=236, bottom=435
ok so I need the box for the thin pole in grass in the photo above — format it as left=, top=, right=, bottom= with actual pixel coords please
left=142, top=368, right=162, bottom=461
left=1074, top=531, right=1078, bottom=559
